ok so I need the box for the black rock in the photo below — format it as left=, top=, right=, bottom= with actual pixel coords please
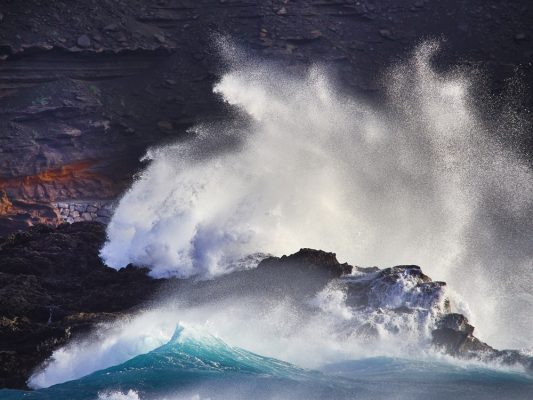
left=76, top=34, right=91, bottom=48
left=0, top=222, right=164, bottom=389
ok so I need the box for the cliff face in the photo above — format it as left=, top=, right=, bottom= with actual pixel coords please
left=0, top=0, right=532, bottom=234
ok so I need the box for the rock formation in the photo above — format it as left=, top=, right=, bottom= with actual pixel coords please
left=0, top=222, right=164, bottom=389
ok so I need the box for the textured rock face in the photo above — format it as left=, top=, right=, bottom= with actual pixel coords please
left=431, top=313, right=532, bottom=371
left=0, top=222, right=164, bottom=389
left=0, top=0, right=532, bottom=234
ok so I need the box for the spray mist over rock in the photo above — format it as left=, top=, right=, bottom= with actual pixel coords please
left=101, top=41, right=532, bottom=349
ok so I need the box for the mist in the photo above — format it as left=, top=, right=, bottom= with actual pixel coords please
left=100, top=40, right=532, bottom=349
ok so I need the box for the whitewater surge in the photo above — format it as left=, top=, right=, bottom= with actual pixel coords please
left=27, top=259, right=501, bottom=390
left=101, top=40, right=533, bottom=349
left=19, top=320, right=533, bottom=400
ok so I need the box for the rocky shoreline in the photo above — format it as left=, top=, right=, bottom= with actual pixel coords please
left=0, top=222, right=164, bottom=389
left=1, top=0, right=532, bottom=391
left=1, top=0, right=532, bottom=235
left=1, top=222, right=531, bottom=389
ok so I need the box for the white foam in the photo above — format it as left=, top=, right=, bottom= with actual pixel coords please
left=26, top=269, right=468, bottom=389
left=28, top=311, right=176, bottom=389
left=98, top=390, right=141, bottom=400
left=100, top=40, right=532, bottom=348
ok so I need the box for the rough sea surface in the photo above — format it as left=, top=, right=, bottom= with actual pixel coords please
left=2, top=325, right=532, bottom=400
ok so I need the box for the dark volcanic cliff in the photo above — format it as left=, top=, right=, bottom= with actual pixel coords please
left=0, top=0, right=532, bottom=234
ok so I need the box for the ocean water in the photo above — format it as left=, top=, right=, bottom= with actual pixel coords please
left=2, top=324, right=532, bottom=400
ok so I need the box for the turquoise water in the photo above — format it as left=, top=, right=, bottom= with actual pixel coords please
left=1, top=326, right=532, bottom=400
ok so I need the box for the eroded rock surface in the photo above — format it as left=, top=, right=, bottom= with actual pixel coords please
left=0, top=222, right=164, bottom=389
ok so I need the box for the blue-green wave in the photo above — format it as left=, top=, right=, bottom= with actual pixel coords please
left=1, top=325, right=532, bottom=400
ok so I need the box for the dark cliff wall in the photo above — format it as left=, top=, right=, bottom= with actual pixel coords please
left=0, top=0, right=532, bottom=234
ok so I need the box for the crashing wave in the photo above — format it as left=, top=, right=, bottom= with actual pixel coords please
left=101, top=40, right=533, bottom=351
left=29, top=249, right=532, bottom=393
left=18, top=299, right=533, bottom=400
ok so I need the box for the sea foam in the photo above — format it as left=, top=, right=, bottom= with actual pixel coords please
left=101, top=40, right=532, bottom=349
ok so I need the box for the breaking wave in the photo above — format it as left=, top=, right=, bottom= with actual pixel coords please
left=13, top=323, right=533, bottom=400
left=100, top=40, right=532, bottom=349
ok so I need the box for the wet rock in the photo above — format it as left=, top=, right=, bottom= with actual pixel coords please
left=437, top=313, right=474, bottom=335
left=2, top=222, right=532, bottom=388
left=103, top=23, right=119, bottom=32
left=277, top=248, right=352, bottom=276
left=76, top=34, right=91, bottom=48
left=154, top=33, right=166, bottom=43
left=0, top=222, right=164, bottom=389
left=157, top=120, right=174, bottom=133
left=431, top=313, right=532, bottom=372
left=96, top=208, right=113, bottom=218
left=355, top=322, right=379, bottom=338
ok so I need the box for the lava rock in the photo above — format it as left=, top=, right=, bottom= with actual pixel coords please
left=76, top=34, right=91, bottom=48
left=0, top=222, right=164, bottom=389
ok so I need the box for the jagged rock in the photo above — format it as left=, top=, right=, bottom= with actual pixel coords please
left=437, top=313, right=474, bottom=335
left=0, top=222, right=164, bottom=389
left=379, top=29, right=393, bottom=39
left=432, top=313, right=532, bottom=372
left=432, top=326, right=488, bottom=355
left=96, top=209, right=112, bottom=218
left=103, top=23, right=119, bottom=32
left=355, top=322, right=379, bottom=339
left=432, top=313, right=490, bottom=355
left=0, top=0, right=532, bottom=389
left=277, top=248, right=352, bottom=276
